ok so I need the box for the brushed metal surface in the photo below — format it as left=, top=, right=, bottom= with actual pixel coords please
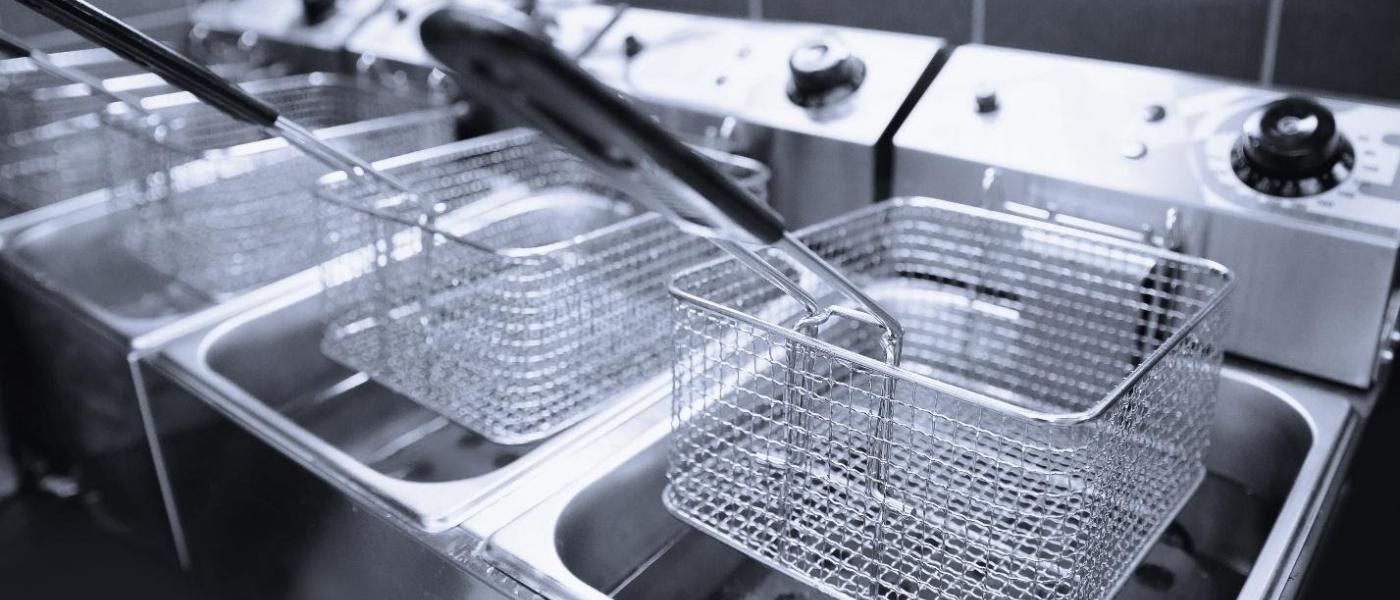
left=551, top=5, right=945, bottom=227
left=893, top=44, right=1400, bottom=389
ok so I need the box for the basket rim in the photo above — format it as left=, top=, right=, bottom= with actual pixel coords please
left=668, top=195, right=1236, bottom=426
left=99, top=72, right=457, bottom=157
left=102, top=71, right=429, bottom=119
left=0, top=46, right=126, bottom=78
left=314, top=127, right=768, bottom=260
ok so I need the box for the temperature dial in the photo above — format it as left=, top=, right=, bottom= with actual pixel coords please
left=787, top=37, right=866, bottom=108
left=1231, top=95, right=1355, bottom=197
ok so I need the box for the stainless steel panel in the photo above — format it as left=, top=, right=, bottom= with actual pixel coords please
left=344, top=0, right=443, bottom=68
left=138, top=357, right=524, bottom=600
left=138, top=283, right=685, bottom=596
left=552, top=5, right=946, bottom=227
left=191, top=0, right=387, bottom=52
left=0, top=199, right=316, bottom=562
left=150, top=286, right=666, bottom=532
left=893, top=44, right=1400, bottom=388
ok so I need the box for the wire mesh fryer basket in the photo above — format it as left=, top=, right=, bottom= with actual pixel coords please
left=316, top=128, right=770, bottom=444
left=116, top=104, right=463, bottom=298
left=665, top=197, right=1234, bottom=600
left=0, top=47, right=148, bottom=133
left=0, top=51, right=273, bottom=137
left=0, top=72, right=435, bottom=213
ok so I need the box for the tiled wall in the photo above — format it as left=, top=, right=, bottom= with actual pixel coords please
left=624, top=0, right=1400, bottom=101
left=6, top=0, right=1393, bottom=100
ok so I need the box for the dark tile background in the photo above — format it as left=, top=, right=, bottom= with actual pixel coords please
left=0, top=490, right=200, bottom=599
left=5, top=0, right=1395, bottom=99
left=620, top=0, right=1400, bottom=101
left=1274, top=0, right=1400, bottom=101
left=982, top=0, right=1270, bottom=80
left=610, top=0, right=755, bottom=17
left=764, top=0, right=973, bottom=44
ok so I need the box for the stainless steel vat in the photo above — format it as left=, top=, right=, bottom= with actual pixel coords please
left=138, top=286, right=672, bottom=596
left=483, top=363, right=1359, bottom=600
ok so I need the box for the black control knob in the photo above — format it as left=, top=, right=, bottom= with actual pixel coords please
left=1231, top=95, right=1354, bottom=197
left=786, top=37, right=866, bottom=108
left=975, top=87, right=999, bottom=114
left=623, top=34, right=644, bottom=59
left=303, top=0, right=337, bottom=26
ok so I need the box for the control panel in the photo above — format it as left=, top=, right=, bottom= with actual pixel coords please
left=894, top=44, right=1400, bottom=388
left=551, top=6, right=946, bottom=227
left=193, top=0, right=388, bottom=52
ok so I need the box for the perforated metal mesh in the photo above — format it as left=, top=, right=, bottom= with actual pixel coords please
left=0, top=48, right=147, bottom=209
left=0, top=73, right=430, bottom=212
left=0, top=48, right=146, bottom=133
left=118, top=106, right=461, bottom=297
left=0, top=50, right=270, bottom=136
left=317, top=128, right=770, bottom=444
left=665, top=198, right=1232, bottom=600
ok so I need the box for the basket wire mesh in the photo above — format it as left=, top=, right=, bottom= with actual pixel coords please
left=0, top=72, right=426, bottom=213
left=117, top=103, right=463, bottom=297
left=0, top=47, right=147, bottom=120
left=665, top=197, right=1233, bottom=600
left=316, top=128, right=770, bottom=444
left=0, top=53, right=274, bottom=137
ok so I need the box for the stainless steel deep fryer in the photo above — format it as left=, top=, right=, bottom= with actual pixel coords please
left=665, top=197, right=1234, bottom=600
left=0, top=72, right=434, bottom=212
left=316, top=128, right=769, bottom=444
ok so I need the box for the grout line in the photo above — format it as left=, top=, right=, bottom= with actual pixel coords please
left=1260, top=0, right=1285, bottom=84
left=971, top=0, right=987, bottom=44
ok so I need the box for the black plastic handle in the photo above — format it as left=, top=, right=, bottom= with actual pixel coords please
left=419, top=6, right=786, bottom=245
left=15, top=0, right=279, bottom=128
left=0, top=30, right=35, bottom=58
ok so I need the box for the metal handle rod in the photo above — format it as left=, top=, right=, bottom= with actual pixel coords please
left=0, top=28, right=154, bottom=117
left=16, top=0, right=412, bottom=197
left=269, top=117, right=410, bottom=196
left=775, top=233, right=903, bottom=364
left=419, top=5, right=905, bottom=361
left=570, top=2, right=628, bottom=61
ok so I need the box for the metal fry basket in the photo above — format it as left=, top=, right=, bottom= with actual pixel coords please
left=0, top=49, right=271, bottom=136
left=119, top=105, right=463, bottom=297
left=665, top=197, right=1233, bottom=600
left=316, top=128, right=770, bottom=444
left=0, top=47, right=148, bottom=133
left=0, top=72, right=434, bottom=213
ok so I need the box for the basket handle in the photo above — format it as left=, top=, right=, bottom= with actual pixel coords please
left=16, top=0, right=277, bottom=127
left=420, top=4, right=905, bottom=362
left=419, top=5, right=789, bottom=247
left=0, top=29, right=32, bottom=58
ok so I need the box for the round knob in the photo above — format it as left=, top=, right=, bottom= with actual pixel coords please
left=975, top=87, right=999, bottom=114
left=787, top=37, right=866, bottom=108
left=1231, top=95, right=1354, bottom=197
left=623, top=34, right=644, bottom=59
